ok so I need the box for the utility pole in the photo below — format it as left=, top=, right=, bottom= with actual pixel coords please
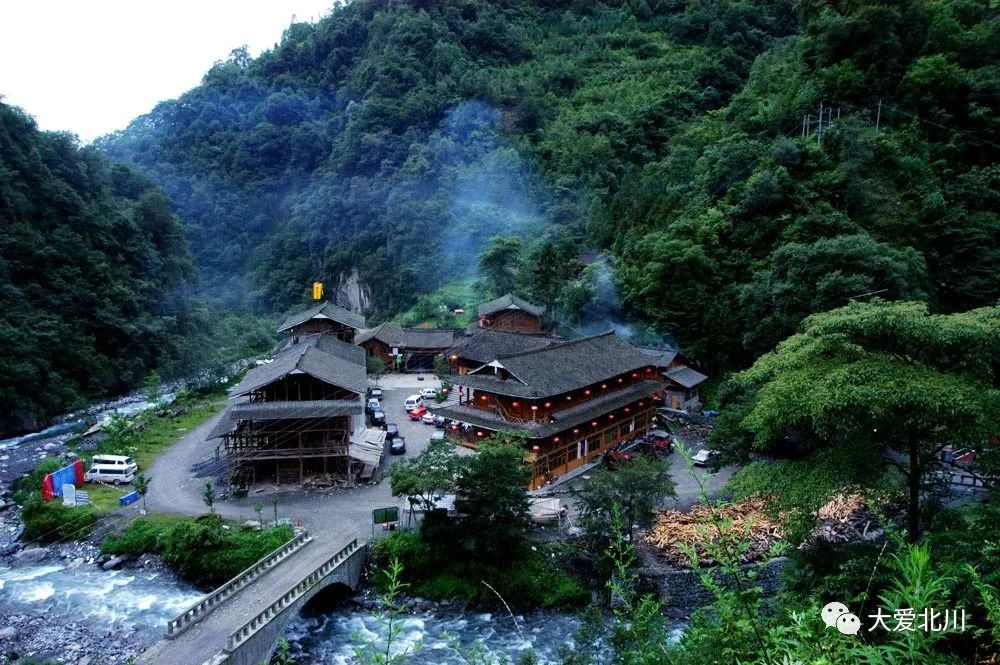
left=875, top=99, right=882, bottom=134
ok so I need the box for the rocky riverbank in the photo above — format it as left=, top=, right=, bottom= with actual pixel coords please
left=0, top=538, right=198, bottom=665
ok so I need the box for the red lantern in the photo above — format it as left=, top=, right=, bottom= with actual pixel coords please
left=638, top=401, right=645, bottom=407
left=480, top=395, right=488, bottom=401
left=631, top=372, right=638, bottom=378
left=544, top=401, right=552, bottom=408
left=531, top=405, right=539, bottom=411
left=573, top=428, right=580, bottom=434
left=618, top=378, right=623, bottom=383
left=601, top=384, right=607, bottom=389
left=566, top=395, right=572, bottom=400
left=584, top=389, right=591, bottom=396
left=624, top=407, right=631, bottom=413
left=553, top=437, right=560, bottom=443
left=532, top=445, right=540, bottom=452
left=512, top=401, right=520, bottom=407
left=477, top=431, right=484, bottom=437
left=591, top=421, right=598, bottom=427
left=609, top=414, right=615, bottom=420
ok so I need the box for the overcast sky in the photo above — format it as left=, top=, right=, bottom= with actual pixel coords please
left=0, top=0, right=336, bottom=143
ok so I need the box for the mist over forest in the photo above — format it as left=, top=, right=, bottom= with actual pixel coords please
left=4, top=0, right=999, bottom=422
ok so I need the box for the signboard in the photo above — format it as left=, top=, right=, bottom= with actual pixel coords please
left=372, top=506, right=399, bottom=525
left=62, top=484, right=76, bottom=507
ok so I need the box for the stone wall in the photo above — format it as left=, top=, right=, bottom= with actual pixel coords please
left=637, top=540, right=788, bottom=616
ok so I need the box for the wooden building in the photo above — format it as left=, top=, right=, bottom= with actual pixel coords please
left=447, top=329, right=557, bottom=375
left=277, top=301, right=366, bottom=343
left=356, top=323, right=460, bottom=371
left=663, top=365, right=708, bottom=411
left=477, top=294, right=547, bottom=333
left=208, top=334, right=378, bottom=488
left=433, top=331, right=666, bottom=489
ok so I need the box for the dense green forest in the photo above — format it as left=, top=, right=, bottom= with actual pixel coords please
left=97, top=0, right=998, bottom=374
left=97, top=0, right=798, bottom=315
left=0, top=104, right=274, bottom=432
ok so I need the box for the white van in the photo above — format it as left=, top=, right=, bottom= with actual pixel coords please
left=403, top=395, right=424, bottom=412
left=85, top=465, right=136, bottom=485
left=92, top=454, right=137, bottom=474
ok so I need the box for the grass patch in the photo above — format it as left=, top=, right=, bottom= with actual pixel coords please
left=72, top=389, right=227, bottom=513
left=394, top=278, right=477, bottom=328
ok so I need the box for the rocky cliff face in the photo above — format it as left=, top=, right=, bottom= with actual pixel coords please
left=333, top=269, right=372, bottom=313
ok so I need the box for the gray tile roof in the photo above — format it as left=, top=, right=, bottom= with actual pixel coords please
left=434, top=380, right=665, bottom=438
left=277, top=301, right=366, bottom=333
left=278, top=333, right=366, bottom=366
left=356, top=322, right=459, bottom=349
left=638, top=346, right=680, bottom=368
left=458, top=331, right=656, bottom=398
left=207, top=400, right=362, bottom=439
left=665, top=365, right=708, bottom=389
left=449, top=329, right=558, bottom=364
left=477, top=293, right=545, bottom=318
left=230, top=344, right=367, bottom=397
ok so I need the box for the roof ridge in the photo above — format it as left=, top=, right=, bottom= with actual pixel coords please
left=494, top=329, right=616, bottom=360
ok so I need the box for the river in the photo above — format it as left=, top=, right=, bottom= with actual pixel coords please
left=0, top=557, right=665, bottom=664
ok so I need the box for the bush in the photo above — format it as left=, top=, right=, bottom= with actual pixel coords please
left=160, top=521, right=294, bottom=588
left=20, top=498, right=96, bottom=543
left=101, top=518, right=164, bottom=556
left=12, top=458, right=65, bottom=505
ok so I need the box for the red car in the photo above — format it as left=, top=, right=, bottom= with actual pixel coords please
left=407, top=405, right=428, bottom=421
left=604, top=450, right=633, bottom=470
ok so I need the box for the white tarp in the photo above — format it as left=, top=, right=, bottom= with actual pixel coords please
left=350, top=427, right=387, bottom=466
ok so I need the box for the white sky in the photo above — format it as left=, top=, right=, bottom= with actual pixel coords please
left=0, top=0, right=336, bottom=143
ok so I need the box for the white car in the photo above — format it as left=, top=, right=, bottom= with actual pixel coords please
left=692, top=449, right=720, bottom=466
left=419, top=387, right=438, bottom=399
left=421, top=412, right=437, bottom=425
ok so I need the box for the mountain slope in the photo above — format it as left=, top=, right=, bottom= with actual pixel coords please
left=97, top=0, right=795, bottom=313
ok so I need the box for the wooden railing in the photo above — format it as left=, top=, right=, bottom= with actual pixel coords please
left=164, top=531, right=312, bottom=638
left=225, top=538, right=360, bottom=653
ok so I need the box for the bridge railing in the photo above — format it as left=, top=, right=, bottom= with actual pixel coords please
left=165, top=530, right=312, bottom=638
left=225, top=538, right=360, bottom=653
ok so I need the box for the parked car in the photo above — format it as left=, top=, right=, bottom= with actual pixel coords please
left=419, top=387, right=438, bottom=399
left=390, top=436, right=407, bottom=455
left=604, top=450, right=633, bottom=470
left=692, top=449, right=720, bottom=466
left=434, top=415, right=446, bottom=428
left=430, top=430, right=446, bottom=442
left=408, top=405, right=428, bottom=420
left=385, top=423, right=399, bottom=437
left=404, top=395, right=424, bottom=412
left=368, top=387, right=384, bottom=399
left=421, top=411, right=437, bottom=425
left=91, top=454, right=137, bottom=474
left=366, top=398, right=382, bottom=413
left=84, top=464, right=135, bottom=485
left=371, top=410, right=386, bottom=426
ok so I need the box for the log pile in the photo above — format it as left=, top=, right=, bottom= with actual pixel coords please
left=810, top=492, right=880, bottom=544
left=642, top=497, right=784, bottom=567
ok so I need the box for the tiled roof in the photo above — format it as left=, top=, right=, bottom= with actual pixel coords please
left=277, top=301, right=366, bottom=333
left=278, top=333, right=366, bottom=366
left=230, top=344, right=367, bottom=397
left=665, top=365, right=708, bottom=389
left=449, top=329, right=557, bottom=364
left=477, top=293, right=545, bottom=318
left=434, top=380, right=665, bottom=438
left=356, top=322, right=459, bottom=349
left=638, top=346, right=680, bottom=368
left=458, top=331, right=655, bottom=398
left=207, top=400, right=362, bottom=439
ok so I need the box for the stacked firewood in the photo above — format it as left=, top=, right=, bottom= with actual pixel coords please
left=811, top=492, right=880, bottom=544
left=643, top=497, right=784, bottom=567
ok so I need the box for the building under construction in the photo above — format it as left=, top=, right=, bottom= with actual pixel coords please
left=209, top=320, right=383, bottom=489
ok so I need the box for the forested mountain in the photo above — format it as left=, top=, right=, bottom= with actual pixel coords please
left=0, top=103, right=194, bottom=430
left=98, top=0, right=998, bottom=372
left=0, top=104, right=273, bottom=432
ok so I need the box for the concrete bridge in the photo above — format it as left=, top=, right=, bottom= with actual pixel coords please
left=138, top=534, right=366, bottom=665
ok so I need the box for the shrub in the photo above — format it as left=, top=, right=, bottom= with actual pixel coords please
left=20, top=498, right=96, bottom=543
left=160, top=521, right=294, bottom=588
left=101, top=518, right=164, bottom=556
left=12, top=458, right=65, bottom=505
